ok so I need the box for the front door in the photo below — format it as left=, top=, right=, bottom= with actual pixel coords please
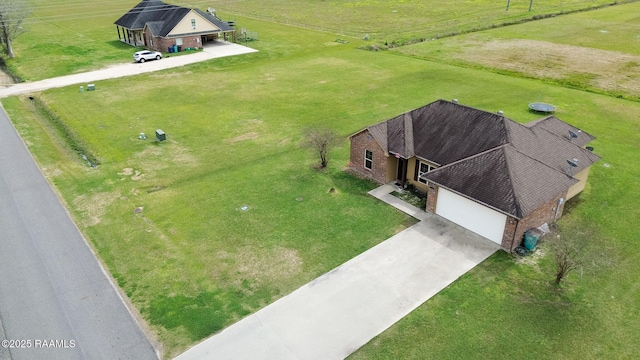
left=396, top=158, right=407, bottom=187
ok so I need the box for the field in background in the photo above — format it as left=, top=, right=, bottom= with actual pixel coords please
left=210, top=0, right=624, bottom=40
left=1, top=0, right=639, bottom=358
left=392, top=1, right=640, bottom=99
left=4, top=0, right=628, bottom=80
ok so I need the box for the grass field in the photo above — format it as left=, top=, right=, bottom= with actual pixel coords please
left=2, top=0, right=640, bottom=358
left=213, top=0, right=623, bottom=41
left=391, top=1, right=640, bottom=100
left=3, top=0, right=624, bottom=80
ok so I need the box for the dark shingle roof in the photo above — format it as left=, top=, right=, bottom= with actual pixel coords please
left=115, top=0, right=233, bottom=36
left=506, top=120, right=601, bottom=175
left=115, top=0, right=175, bottom=29
left=425, top=146, right=578, bottom=218
left=356, top=99, right=600, bottom=218
left=410, top=100, right=509, bottom=165
left=524, top=116, right=595, bottom=146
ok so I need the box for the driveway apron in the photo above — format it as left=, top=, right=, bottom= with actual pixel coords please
left=175, top=215, right=499, bottom=360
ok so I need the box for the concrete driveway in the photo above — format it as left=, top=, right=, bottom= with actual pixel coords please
left=175, top=213, right=499, bottom=360
left=0, top=41, right=257, bottom=99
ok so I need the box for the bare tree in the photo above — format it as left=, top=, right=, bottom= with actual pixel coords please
left=0, top=0, right=30, bottom=58
left=550, top=231, right=587, bottom=285
left=303, top=128, right=340, bottom=168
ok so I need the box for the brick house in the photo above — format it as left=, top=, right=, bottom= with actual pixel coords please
left=349, top=99, right=600, bottom=251
left=114, top=0, right=235, bottom=52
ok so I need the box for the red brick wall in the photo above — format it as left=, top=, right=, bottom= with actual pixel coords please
left=503, top=192, right=568, bottom=251
left=153, top=35, right=204, bottom=52
left=426, top=184, right=438, bottom=213
left=348, top=130, right=388, bottom=184
left=502, top=217, right=519, bottom=250
left=143, top=27, right=210, bottom=52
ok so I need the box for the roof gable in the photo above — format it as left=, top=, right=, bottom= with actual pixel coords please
left=167, top=10, right=221, bottom=36
left=116, top=1, right=233, bottom=36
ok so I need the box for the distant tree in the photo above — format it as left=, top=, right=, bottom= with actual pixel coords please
left=303, top=128, right=340, bottom=168
left=0, top=0, right=30, bottom=58
left=550, top=231, right=587, bottom=285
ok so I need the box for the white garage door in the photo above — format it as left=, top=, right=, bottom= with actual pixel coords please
left=435, top=188, right=506, bottom=245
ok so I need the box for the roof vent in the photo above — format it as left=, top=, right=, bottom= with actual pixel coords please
left=452, top=99, right=458, bottom=104
left=566, top=158, right=579, bottom=176
left=568, top=130, right=579, bottom=142
left=497, top=110, right=504, bottom=115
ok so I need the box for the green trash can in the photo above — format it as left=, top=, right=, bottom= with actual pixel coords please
left=524, top=229, right=542, bottom=251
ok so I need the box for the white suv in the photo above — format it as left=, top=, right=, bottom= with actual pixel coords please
left=134, top=50, right=162, bottom=63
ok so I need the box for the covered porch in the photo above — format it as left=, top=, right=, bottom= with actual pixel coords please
left=385, top=155, right=433, bottom=193
left=116, top=25, right=145, bottom=47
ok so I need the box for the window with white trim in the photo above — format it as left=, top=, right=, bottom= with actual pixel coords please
left=364, top=150, right=373, bottom=170
left=417, top=160, right=435, bottom=184
left=191, top=19, right=196, bottom=29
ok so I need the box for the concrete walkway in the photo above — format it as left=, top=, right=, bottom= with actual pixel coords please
left=0, top=41, right=257, bottom=98
left=175, top=186, right=499, bottom=360
left=368, top=183, right=429, bottom=221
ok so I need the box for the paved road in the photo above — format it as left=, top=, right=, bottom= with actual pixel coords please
left=0, top=108, right=158, bottom=359
left=0, top=41, right=257, bottom=98
left=175, top=214, right=499, bottom=360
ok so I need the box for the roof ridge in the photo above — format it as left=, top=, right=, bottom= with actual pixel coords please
left=500, top=146, right=525, bottom=218
left=439, top=99, right=518, bottom=123
left=429, top=143, right=507, bottom=170
left=404, top=112, right=414, bottom=158
left=502, top=145, right=579, bottom=217
left=502, top=114, right=516, bottom=145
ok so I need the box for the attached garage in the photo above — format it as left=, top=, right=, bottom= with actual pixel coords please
left=435, top=188, right=506, bottom=245
left=350, top=99, right=601, bottom=251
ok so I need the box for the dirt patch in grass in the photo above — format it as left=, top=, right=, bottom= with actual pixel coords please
left=119, top=167, right=134, bottom=176
left=73, top=191, right=120, bottom=227
left=224, top=131, right=259, bottom=144
left=131, top=170, right=145, bottom=181
left=0, top=69, right=15, bottom=87
left=41, top=166, right=63, bottom=178
left=171, top=144, right=197, bottom=165
left=452, top=39, right=640, bottom=97
left=515, top=245, right=547, bottom=272
left=132, top=142, right=198, bottom=174
left=217, top=246, right=303, bottom=286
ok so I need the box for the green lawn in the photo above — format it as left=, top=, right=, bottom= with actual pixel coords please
left=4, top=0, right=624, bottom=80
left=214, top=0, right=622, bottom=41
left=390, top=1, right=640, bottom=100
left=2, top=0, right=639, bottom=359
